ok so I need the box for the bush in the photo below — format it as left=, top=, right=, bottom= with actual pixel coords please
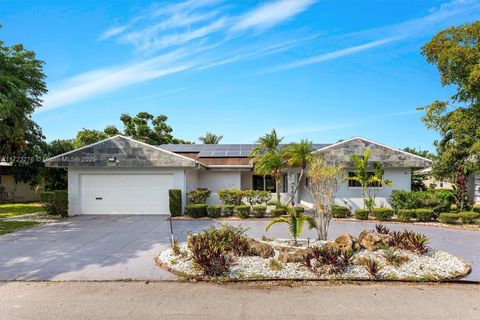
left=304, top=245, right=352, bottom=275
left=185, top=204, right=208, bottom=218
left=222, top=205, right=235, bottom=217
left=217, top=189, right=244, bottom=206
left=252, top=206, right=266, bottom=218
left=207, top=205, right=222, bottom=218
left=243, top=190, right=272, bottom=206
left=168, top=189, right=182, bottom=216
left=271, top=208, right=287, bottom=217
left=389, top=230, right=430, bottom=255
left=293, top=206, right=305, bottom=214
left=354, top=209, right=369, bottom=220
left=332, top=205, right=350, bottom=218
left=389, top=190, right=451, bottom=213
left=187, top=189, right=211, bottom=204
left=372, top=208, right=394, bottom=221
left=472, top=205, right=480, bottom=213
left=458, top=212, right=480, bottom=224
left=235, top=205, right=251, bottom=219
left=397, top=209, right=416, bottom=222
left=415, top=209, right=434, bottom=222
left=267, top=200, right=287, bottom=209
left=40, top=190, right=68, bottom=217
left=439, top=213, right=459, bottom=224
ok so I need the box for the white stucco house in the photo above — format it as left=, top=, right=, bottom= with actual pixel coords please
left=44, top=135, right=432, bottom=216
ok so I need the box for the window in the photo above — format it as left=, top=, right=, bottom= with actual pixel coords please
left=252, top=175, right=276, bottom=192
left=348, top=172, right=382, bottom=188
left=282, top=174, right=288, bottom=193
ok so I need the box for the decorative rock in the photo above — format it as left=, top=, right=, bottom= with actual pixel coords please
left=247, top=239, right=275, bottom=258
left=334, top=234, right=360, bottom=251
left=276, top=246, right=309, bottom=263
left=358, top=230, right=391, bottom=251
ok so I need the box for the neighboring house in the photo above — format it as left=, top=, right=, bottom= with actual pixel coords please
left=0, top=161, right=43, bottom=202
left=415, top=167, right=454, bottom=190
left=44, top=135, right=432, bottom=216
left=468, top=172, right=480, bottom=205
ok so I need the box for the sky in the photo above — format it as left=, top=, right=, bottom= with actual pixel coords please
left=2, top=0, right=480, bottom=150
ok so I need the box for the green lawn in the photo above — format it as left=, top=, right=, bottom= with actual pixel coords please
left=0, top=202, right=44, bottom=218
left=0, top=220, right=41, bottom=235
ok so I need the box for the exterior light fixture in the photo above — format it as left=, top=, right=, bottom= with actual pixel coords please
left=107, top=157, right=116, bottom=163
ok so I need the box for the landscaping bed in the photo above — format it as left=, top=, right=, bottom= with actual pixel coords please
left=157, top=225, right=471, bottom=282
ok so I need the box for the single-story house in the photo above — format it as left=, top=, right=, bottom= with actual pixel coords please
left=0, top=161, right=43, bottom=202
left=44, top=135, right=432, bottom=216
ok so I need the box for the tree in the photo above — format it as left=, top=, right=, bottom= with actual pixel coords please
left=0, top=30, right=47, bottom=158
left=253, top=152, right=284, bottom=202
left=198, top=132, right=223, bottom=144
left=265, top=208, right=317, bottom=245
left=282, top=139, right=315, bottom=206
left=249, top=129, right=283, bottom=162
left=305, top=155, right=345, bottom=240
left=44, top=139, right=75, bottom=190
left=349, top=149, right=392, bottom=213
left=103, top=125, right=120, bottom=136
left=74, top=129, right=108, bottom=148
left=403, top=147, right=435, bottom=191
left=402, top=147, right=435, bottom=160
left=419, top=21, right=480, bottom=210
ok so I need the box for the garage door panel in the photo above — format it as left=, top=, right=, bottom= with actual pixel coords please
left=80, top=174, right=174, bottom=214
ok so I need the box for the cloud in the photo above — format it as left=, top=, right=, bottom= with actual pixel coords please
left=98, top=25, right=129, bottom=41
left=230, top=0, right=315, bottom=33
left=134, top=87, right=188, bottom=101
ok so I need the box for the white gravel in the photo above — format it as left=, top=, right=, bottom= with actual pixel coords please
left=158, top=239, right=470, bottom=281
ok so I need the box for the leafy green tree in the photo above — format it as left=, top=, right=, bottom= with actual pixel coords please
left=0, top=30, right=47, bottom=158
left=349, top=149, right=392, bottom=213
left=403, top=147, right=435, bottom=191
left=74, top=129, right=108, bottom=148
left=419, top=21, right=480, bottom=210
left=282, top=139, right=315, bottom=206
left=198, top=132, right=223, bottom=144
left=103, top=125, right=120, bottom=136
left=265, top=208, right=317, bottom=245
left=44, top=139, right=75, bottom=190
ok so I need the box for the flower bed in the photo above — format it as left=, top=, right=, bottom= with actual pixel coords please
left=157, top=226, right=470, bottom=281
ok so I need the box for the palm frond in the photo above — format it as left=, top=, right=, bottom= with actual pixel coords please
left=265, top=217, right=289, bottom=232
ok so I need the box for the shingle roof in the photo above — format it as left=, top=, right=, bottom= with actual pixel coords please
left=158, top=143, right=331, bottom=158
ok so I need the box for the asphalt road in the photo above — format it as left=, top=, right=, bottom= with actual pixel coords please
left=0, top=282, right=478, bottom=320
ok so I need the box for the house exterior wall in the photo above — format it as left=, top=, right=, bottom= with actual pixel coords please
left=67, top=167, right=186, bottom=216
left=0, top=175, right=43, bottom=202
left=241, top=171, right=253, bottom=189
left=197, top=171, right=242, bottom=205
left=469, top=172, right=480, bottom=205
left=299, top=168, right=411, bottom=210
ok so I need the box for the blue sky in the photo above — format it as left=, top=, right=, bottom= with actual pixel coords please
left=2, top=0, right=480, bottom=150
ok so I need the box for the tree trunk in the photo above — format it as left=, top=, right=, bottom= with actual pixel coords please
left=276, top=178, right=281, bottom=202
left=316, top=209, right=330, bottom=241
left=287, top=170, right=304, bottom=207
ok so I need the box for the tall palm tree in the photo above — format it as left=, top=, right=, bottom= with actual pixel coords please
left=282, top=139, right=315, bottom=206
left=254, top=152, right=284, bottom=202
left=198, top=132, right=223, bottom=144
left=249, top=129, right=283, bottom=161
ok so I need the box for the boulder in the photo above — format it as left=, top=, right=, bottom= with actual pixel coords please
left=358, top=230, right=391, bottom=251
left=276, top=246, right=309, bottom=263
left=334, top=234, right=360, bottom=251
left=247, top=239, right=275, bottom=258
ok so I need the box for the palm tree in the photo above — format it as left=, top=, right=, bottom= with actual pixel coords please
left=198, top=132, right=223, bottom=144
left=282, top=139, right=315, bottom=206
left=265, top=208, right=317, bottom=245
left=249, top=129, right=283, bottom=161
left=254, top=152, right=284, bottom=202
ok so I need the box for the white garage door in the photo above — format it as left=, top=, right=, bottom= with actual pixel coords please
left=80, top=174, right=174, bottom=214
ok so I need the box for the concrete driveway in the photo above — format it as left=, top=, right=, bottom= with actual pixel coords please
left=0, top=216, right=478, bottom=281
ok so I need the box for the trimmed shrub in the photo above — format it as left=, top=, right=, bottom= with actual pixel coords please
left=472, top=205, right=480, bottom=214
left=415, top=209, right=434, bottom=222
left=293, top=206, right=305, bottom=214
left=222, top=205, right=235, bottom=217
left=168, top=189, right=182, bottom=216
left=207, top=205, right=222, bottom=218
left=458, top=212, right=480, bottom=224
left=332, top=205, right=350, bottom=218
left=397, top=209, right=416, bottom=222
left=372, top=208, right=394, bottom=221
left=235, top=205, right=251, bottom=219
left=185, top=204, right=208, bottom=218
left=439, top=213, right=459, bottom=224
left=187, top=189, right=211, bottom=204
left=243, top=190, right=272, bottom=206
left=40, top=190, right=68, bottom=217
left=389, top=189, right=452, bottom=213
left=252, top=206, right=267, bottom=218
left=271, top=207, right=287, bottom=217
left=267, top=200, right=287, bottom=209
left=217, top=189, right=244, bottom=206
left=354, top=209, right=369, bottom=220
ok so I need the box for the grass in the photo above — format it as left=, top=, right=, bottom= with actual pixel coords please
left=0, top=202, right=44, bottom=218
left=0, top=220, right=41, bottom=235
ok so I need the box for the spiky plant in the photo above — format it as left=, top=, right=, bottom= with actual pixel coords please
left=304, top=245, right=352, bottom=275
left=357, top=257, right=383, bottom=278
left=171, top=238, right=181, bottom=256
left=265, top=208, right=317, bottom=245
left=268, top=258, right=283, bottom=271
left=375, top=224, right=391, bottom=235
left=382, top=248, right=409, bottom=267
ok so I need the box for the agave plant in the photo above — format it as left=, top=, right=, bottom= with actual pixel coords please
left=265, top=208, right=317, bottom=245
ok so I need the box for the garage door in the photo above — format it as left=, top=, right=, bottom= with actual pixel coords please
left=80, top=174, right=174, bottom=214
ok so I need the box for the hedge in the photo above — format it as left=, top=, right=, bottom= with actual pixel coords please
left=217, top=189, right=244, bottom=206
left=439, top=213, right=459, bottom=224
left=185, top=204, right=208, bottom=218
left=397, top=209, right=416, bottom=222
left=390, top=190, right=452, bottom=213
left=332, top=205, right=350, bottom=218
left=207, top=205, right=222, bottom=218
left=458, top=212, right=480, bottom=224
left=222, top=205, right=235, bottom=217
left=252, top=206, right=267, bottom=218
left=188, top=189, right=211, bottom=204
left=271, top=208, right=287, bottom=217
left=473, top=205, right=480, bottom=214
left=354, top=209, right=369, bottom=220
left=235, top=205, right=251, bottom=219
left=371, top=208, right=394, bottom=221
left=168, top=189, right=182, bottom=216
left=415, top=209, right=435, bottom=222
left=40, top=190, right=68, bottom=217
